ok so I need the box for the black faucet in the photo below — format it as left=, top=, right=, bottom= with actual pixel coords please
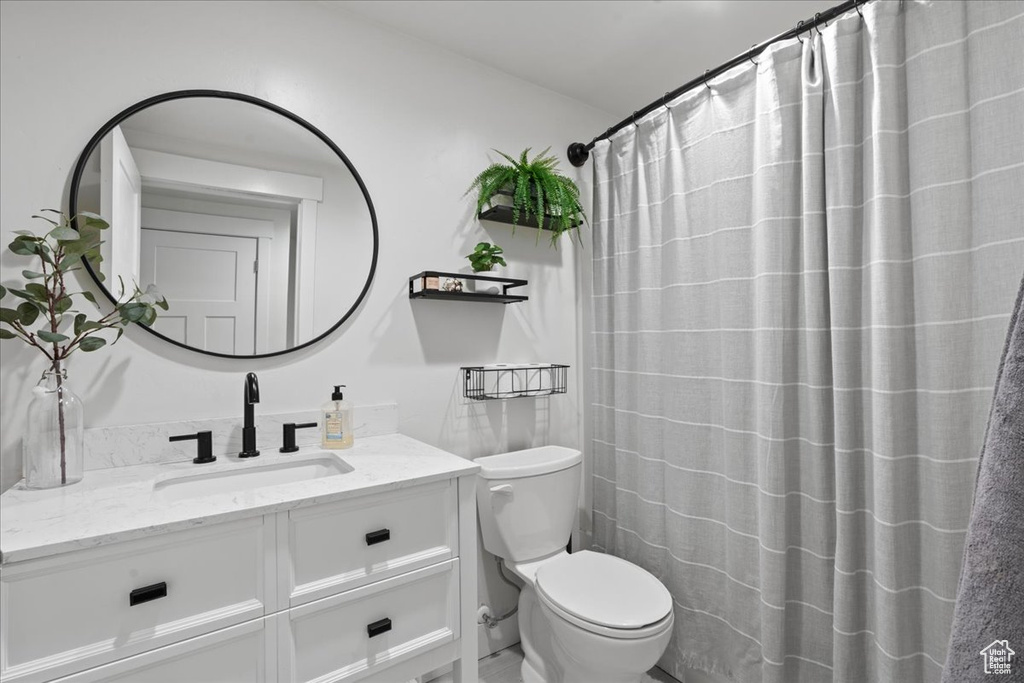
left=239, top=372, right=260, bottom=458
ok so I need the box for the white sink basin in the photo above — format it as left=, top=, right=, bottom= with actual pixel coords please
left=153, top=452, right=353, bottom=500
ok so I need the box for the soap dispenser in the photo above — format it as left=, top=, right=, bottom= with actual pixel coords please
left=321, top=385, right=353, bottom=449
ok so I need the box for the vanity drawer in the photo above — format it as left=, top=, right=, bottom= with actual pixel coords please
left=0, top=516, right=273, bottom=683
left=282, top=480, right=457, bottom=606
left=50, top=617, right=271, bottom=683
left=278, top=559, right=459, bottom=683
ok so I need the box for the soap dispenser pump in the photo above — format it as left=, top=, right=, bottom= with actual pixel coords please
left=321, top=385, right=353, bottom=449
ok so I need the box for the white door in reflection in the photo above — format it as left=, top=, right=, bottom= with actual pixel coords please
left=140, top=228, right=259, bottom=355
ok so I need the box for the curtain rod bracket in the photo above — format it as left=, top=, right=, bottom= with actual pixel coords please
left=567, top=142, right=590, bottom=167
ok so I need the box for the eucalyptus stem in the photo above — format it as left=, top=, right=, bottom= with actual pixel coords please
left=53, top=359, right=67, bottom=485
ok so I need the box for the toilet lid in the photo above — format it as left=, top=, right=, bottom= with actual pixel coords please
left=535, top=551, right=672, bottom=630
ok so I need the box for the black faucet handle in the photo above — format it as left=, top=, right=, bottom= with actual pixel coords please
left=280, top=422, right=318, bottom=453
left=169, top=430, right=216, bottom=464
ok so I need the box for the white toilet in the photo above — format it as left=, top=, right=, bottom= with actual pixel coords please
left=475, top=446, right=674, bottom=683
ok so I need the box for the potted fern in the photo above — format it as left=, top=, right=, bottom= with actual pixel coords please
left=466, top=147, right=586, bottom=246
left=0, top=211, right=167, bottom=488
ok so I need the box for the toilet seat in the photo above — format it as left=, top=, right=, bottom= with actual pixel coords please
left=535, top=551, right=673, bottom=640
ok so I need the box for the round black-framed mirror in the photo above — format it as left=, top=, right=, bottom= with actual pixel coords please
left=68, top=89, right=378, bottom=359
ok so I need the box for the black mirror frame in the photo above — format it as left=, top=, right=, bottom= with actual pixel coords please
left=68, top=89, right=379, bottom=360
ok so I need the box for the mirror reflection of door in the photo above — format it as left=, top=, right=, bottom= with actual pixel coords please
left=139, top=208, right=280, bottom=358
left=140, top=228, right=259, bottom=355
left=96, top=133, right=317, bottom=355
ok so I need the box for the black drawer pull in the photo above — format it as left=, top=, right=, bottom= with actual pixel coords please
left=129, top=582, right=167, bottom=606
left=367, top=617, right=392, bottom=638
left=365, top=528, right=391, bottom=545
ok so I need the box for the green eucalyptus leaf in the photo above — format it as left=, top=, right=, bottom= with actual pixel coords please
left=25, top=283, right=48, bottom=300
left=139, top=306, right=157, bottom=327
left=140, top=286, right=168, bottom=311
left=0, top=285, right=6, bottom=299
left=57, top=254, right=80, bottom=272
left=31, top=214, right=59, bottom=226
left=21, top=269, right=45, bottom=279
left=37, top=329, right=69, bottom=343
left=0, top=307, right=19, bottom=324
left=9, top=289, right=38, bottom=303
left=60, top=239, right=90, bottom=256
left=78, top=212, right=110, bottom=230
left=79, top=336, right=107, bottom=352
left=54, top=296, right=73, bottom=314
left=0, top=329, right=16, bottom=340
left=17, top=302, right=39, bottom=326
left=80, top=290, right=98, bottom=306
left=139, top=283, right=163, bottom=304
left=73, top=313, right=87, bottom=335
left=13, top=230, right=36, bottom=236
left=122, top=303, right=148, bottom=322
left=112, top=327, right=124, bottom=345
left=9, top=236, right=38, bottom=255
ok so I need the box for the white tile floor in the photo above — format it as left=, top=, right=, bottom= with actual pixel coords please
left=427, top=644, right=681, bottom=683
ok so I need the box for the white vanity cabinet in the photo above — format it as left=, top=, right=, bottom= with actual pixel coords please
left=0, top=465, right=479, bottom=683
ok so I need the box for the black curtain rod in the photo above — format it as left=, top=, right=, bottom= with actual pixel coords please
left=566, top=0, right=871, bottom=167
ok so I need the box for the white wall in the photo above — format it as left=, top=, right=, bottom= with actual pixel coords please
left=0, top=0, right=609, bottom=656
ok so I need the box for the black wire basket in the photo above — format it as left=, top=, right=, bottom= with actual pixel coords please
left=462, top=364, right=569, bottom=400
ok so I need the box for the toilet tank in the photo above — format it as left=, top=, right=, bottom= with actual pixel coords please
left=475, top=446, right=582, bottom=563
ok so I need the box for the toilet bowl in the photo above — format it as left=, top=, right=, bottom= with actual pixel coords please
left=475, top=447, right=674, bottom=683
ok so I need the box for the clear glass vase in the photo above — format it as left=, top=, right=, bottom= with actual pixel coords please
left=23, top=366, right=84, bottom=489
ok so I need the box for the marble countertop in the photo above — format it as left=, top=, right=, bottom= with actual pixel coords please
left=0, top=434, right=479, bottom=565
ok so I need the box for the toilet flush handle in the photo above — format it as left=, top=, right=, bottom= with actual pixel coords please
left=490, top=484, right=514, bottom=495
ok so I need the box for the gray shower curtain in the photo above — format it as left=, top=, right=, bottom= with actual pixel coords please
left=590, top=2, right=1024, bottom=682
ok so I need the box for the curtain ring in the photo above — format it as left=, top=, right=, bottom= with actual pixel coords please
left=796, top=20, right=805, bottom=44
left=662, top=91, right=672, bottom=107
left=855, top=3, right=864, bottom=19
left=814, top=13, right=825, bottom=35
left=749, top=45, right=758, bottom=66
left=632, top=111, right=640, bottom=128
left=704, top=70, right=712, bottom=90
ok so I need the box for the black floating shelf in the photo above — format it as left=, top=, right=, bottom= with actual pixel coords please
left=409, top=271, right=528, bottom=304
left=478, top=205, right=582, bottom=232
left=477, top=190, right=582, bottom=232
left=462, top=364, right=570, bottom=400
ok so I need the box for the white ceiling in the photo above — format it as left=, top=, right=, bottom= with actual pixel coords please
left=327, top=0, right=836, bottom=120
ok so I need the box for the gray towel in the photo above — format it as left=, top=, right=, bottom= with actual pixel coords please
left=942, top=271, right=1024, bottom=682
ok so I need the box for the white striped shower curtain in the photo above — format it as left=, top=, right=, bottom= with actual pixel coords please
left=590, top=2, right=1024, bottom=682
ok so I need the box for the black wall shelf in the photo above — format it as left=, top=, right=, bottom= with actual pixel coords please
left=462, top=364, right=569, bottom=400
left=477, top=191, right=582, bottom=232
left=409, top=271, right=528, bottom=304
